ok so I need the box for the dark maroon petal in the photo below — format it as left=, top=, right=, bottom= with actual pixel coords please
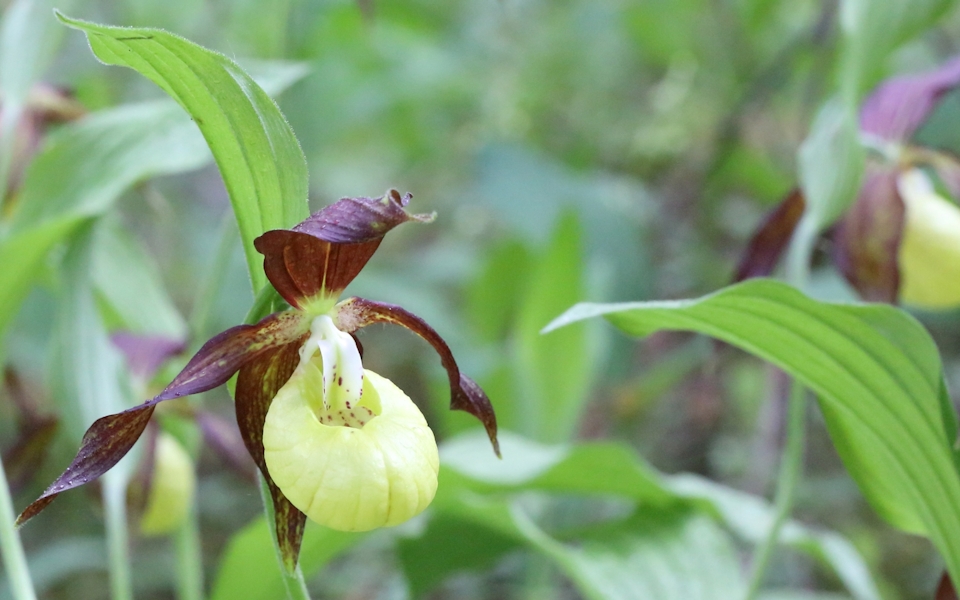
left=833, top=166, right=904, bottom=303
left=860, top=55, right=960, bottom=142
left=235, top=341, right=306, bottom=571
left=253, top=190, right=435, bottom=308
left=937, top=571, right=958, bottom=600
left=17, top=403, right=156, bottom=526
left=733, top=188, right=805, bottom=282
left=110, top=332, right=187, bottom=380
left=156, top=311, right=307, bottom=401
left=16, top=311, right=308, bottom=526
left=336, top=297, right=500, bottom=457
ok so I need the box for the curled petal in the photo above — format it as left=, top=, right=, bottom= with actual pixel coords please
left=254, top=190, right=435, bottom=308
left=833, top=166, right=904, bottom=303
left=336, top=297, right=500, bottom=456
left=733, top=188, right=805, bottom=282
left=17, top=404, right=156, bottom=526
left=17, top=311, right=307, bottom=527
left=264, top=369, right=439, bottom=531
left=860, top=55, right=960, bottom=142
left=156, top=311, right=308, bottom=401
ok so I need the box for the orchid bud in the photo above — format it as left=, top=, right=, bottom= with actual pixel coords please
left=139, top=432, right=196, bottom=536
left=896, top=169, right=960, bottom=308
left=262, top=315, right=439, bottom=532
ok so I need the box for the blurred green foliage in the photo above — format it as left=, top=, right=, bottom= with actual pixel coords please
left=4, top=0, right=960, bottom=599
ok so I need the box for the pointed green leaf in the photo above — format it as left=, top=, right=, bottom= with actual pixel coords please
left=517, top=211, right=595, bottom=442
left=545, top=278, right=960, bottom=584
left=58, top=13, right=309, bottom=290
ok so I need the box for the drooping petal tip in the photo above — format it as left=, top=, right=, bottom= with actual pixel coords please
left=335, top=297, right=500, bottom=456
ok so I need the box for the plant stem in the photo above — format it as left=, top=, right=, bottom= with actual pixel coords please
left=175, top=505, right=204, bottom=600
left=0, top=456, right=37, bottom=600
left=744, top=371, right=807, bottom=600
left=102, top=471, right=134, bottom=600
left=258, top=475, right=310, bottom=600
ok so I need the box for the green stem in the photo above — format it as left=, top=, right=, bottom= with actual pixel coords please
left=743, top=365, right=808, bottom=600
left=175, top=505, right=204, bottom=600
left=258, top=476, right=311, bottom=600
left=102, top=472, right=134, bottom=600
left=0, top=456, right=37, bottom=600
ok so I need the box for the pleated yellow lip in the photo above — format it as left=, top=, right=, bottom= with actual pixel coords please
left=897, top=168, right=960, bottom=309
left=263, top=316, right=439, bottom=532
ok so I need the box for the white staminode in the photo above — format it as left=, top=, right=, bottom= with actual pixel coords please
left=300, top=314, right=364, bottom=413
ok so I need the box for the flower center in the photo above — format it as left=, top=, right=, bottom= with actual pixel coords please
left=296, top=315, right=379, bottom=428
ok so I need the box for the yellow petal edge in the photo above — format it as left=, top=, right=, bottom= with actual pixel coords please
left=263, top=366, right=439, bottom=532
left=140, top=432, right=196, bottom=536
left=898, top=168, right=960, bottom=308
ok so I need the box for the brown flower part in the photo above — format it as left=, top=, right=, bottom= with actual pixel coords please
left=336, top=297, right=500, bottom=457
left=254, top=190, right=435, bottom=309
left=16, top=311, right=308, bottom=527
left=833, top=166, right=905, bottom=302
left=18, top=191, right=498, bottom=573
left=733, top=188, right=805, bottom=282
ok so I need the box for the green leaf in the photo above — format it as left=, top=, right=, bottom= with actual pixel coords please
left=516, top=508, right=746, bottom=600
left=438, top=431, right=879, bottom=600
left=210, top=517, right=364, bottom=600
left=545, top=278, right=960, bottom=584
left=58, top=12, right=309, bottom=291
left=0, top=0, right=63, bottom=104
left=93, top=217, right=188, bottom=338
left=516, top=211, right=595, bottom=442
left=0, top=217, right=82, bottom=341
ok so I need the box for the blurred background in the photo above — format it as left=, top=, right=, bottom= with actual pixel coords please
left=4, top=0, right=960, bottom=598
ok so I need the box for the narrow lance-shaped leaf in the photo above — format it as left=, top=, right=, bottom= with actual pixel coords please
left=16, top=312, right=307, bottom=526
left=336, top=297, right=500, bottom=456
left=544, top=278, right=960, bottom=585
left=57, top=12, right=309, bottom=289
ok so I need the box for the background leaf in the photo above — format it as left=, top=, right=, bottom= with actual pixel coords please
left=546, top=278, right=960, bottom=585
left=58, top=12, right=309, bottom=290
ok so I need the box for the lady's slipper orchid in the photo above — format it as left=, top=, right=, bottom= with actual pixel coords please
left=736, top=56, right=960, bottom=309
left=16, top=190, right=499, bottom=568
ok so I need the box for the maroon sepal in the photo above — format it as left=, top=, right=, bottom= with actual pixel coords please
left=733, top=188, right=805, bottom=282
left=16, top=403, right=156, bottom=526
left=833, top=166, right=904, bottom=303
left=110, top=332, right=187, bottom=381
left=937, top=572, right=958, bottom=600
left=860, top=55, right=960, bottom=142
left=16, top=311, right=307, bottom=527
left=336, top=297, right=500, bottom=457
left=254, top=190, right=435, bottom=308
left=155, top=311, right=307, bottom=401
left=235, top=341, right=306, bottom=571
